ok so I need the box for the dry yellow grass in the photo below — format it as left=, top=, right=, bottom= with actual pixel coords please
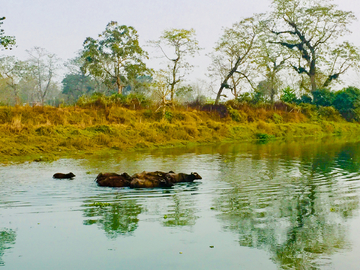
left=0, top=104, right=359, bottom=163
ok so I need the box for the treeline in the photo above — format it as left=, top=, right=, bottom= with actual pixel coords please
left=0, top=0, right=360, bottom=119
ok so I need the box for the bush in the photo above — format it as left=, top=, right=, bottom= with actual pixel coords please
left=255, top=133, right=275, bottom=143
left=333, top=86, right=360, bottom=121
left=251, top=90, right=267, bottom=104
left=228, top=107, right=246, bottom=122
left=272, top=113, right=283, bottom=124
left=164, top=111, right=173, bottom=121
left=312, top=88, right=334, bottom=107
left=236, top=92, right=252, bottom=104
left=299, top=103, right=318, bottom=121
left=76, top=93, right=108, bottom=108
left=280, top=87, right=297, bottom=103
left=76, top=92, right=152, bottom=109
left=300, top=94, right=312, bottom=104
left=318, top=106, right=343, bottom=121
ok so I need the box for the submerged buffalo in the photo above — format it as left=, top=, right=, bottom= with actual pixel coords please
left=53, top=172, right=75, bottom=179
left=95, top=171, right=202, bottom=188
left=167, top=172, right=202, bottom=183
left=130, top=171, right=174, bottom=188
left=96, top=172, right=132, bottom=187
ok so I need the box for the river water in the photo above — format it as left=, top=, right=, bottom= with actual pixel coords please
left=1, top=138, right=360, bottom=269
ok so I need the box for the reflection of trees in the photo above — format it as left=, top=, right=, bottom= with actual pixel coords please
left=335, top=144, right=360, bottom=173
left=162, top=193, right=198, bottom=227
left=82, top=195, right=142, bottom=238
left=213, top=140, right=360, bottom=269
left=0, top=229, right=16, bottom=266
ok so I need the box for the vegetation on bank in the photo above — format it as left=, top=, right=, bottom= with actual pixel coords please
left=1, top=94, right=360, bottom=163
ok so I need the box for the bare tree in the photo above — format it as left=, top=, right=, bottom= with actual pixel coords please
left=150, top=28, right=201, bottom=102
left=0, top=56, right=30, bottom=105
left=211, top=15, right=264, bottom=105
left=27, top=47, right=60, bottom=105
left=152, top=70, right=172, bottom=113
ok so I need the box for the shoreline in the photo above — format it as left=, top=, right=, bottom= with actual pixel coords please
left=1, top=105, right=360, bottom=164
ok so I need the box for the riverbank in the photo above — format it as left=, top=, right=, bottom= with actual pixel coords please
left=1, top=104, right=360, bottom=163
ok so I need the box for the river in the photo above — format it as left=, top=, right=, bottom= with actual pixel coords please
left=1, top=138, right=360, bottom=269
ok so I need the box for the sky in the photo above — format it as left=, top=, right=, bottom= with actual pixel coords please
left=2, top=0, right=360, bottom=88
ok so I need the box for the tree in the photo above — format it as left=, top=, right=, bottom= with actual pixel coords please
left=62, top=54, right=108, bottom=103
left=61, top=74, right=96, bottom=103
left=270, top=0, right=359, bottom=92
left=208, top=52, right=244, bottom=100
left=27, top=47, right=60, bottom=105
left=212, top=15, right=263, bottom=105
left=151, top=28, right=201, bottom=102
left=81, top=21, right=150, bottom=94
left=254, top=24, right=291, bottom=103
left=0, top=17, right=15, bottom=50
left=152, top=70, right=172, bottom=112
left=0, top=56, right=30, bottom=105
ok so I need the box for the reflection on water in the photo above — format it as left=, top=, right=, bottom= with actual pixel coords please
left=1, top=137, right=360, bottom=269
left=0, top=230, right=16, bottom=266
left=161, top=192, right=199, bottom=227
left=82, top=194, right=142, bottom=238
left=213, top=140, right=360, bottom=269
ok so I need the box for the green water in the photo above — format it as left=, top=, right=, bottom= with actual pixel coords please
left=1, top=138, right=360, bottom=269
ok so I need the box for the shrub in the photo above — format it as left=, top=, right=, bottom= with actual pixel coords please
left=312, top=88, right=335, bottom=107
left=280, top=87, right=297, bottom=103
left=164, top=111, right=173, bottom=121
left=236, top=92, right=252, bottom=104
left=333, top=86, right=360, bottom=121
left=255, top=133, right=275, bottom=143
left=77, top=93, right=108, bottom=108
left=251, top=90, right=267, bottom=104
left=300, top=94, right=312, bottom=104
left=318, top=106, right=343, bottom=121
left=228, top=107, right=245, bottom=122
left=272, top=113, right=283, bottom=124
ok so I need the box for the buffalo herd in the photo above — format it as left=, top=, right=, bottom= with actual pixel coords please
left=53, top=171, right=202, bottom=188
left=96, top=171, right=202, bottom=188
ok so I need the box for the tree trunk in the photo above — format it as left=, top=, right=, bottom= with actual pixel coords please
left=215, top=59, right=242, bottom=105
left=215, top=85, right=226, bottom=105
left=116, top=76, right=123, bottom=94
left=310, top=75, right=317, bottom=92
left=170, top=59, right=178, bottom=102
left=309, top=59, right=317, bottom=92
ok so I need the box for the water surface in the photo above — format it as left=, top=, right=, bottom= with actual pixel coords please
left=1, top=138, right=360, bottom=269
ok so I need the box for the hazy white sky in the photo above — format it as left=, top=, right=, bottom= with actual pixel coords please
left=2, top=0, right=360, bottom=86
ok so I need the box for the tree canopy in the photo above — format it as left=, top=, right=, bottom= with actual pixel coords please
left=151, top=28, right=201, bottom=102
left=81, top=21, right=150, bottom=94
left=0, top=17, right=16, bottom=50
left=269, top=0, right=359, bottom=91
left=211, top=15, right=263, bottom=105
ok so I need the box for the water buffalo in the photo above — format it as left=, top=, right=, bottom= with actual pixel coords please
left=166, top=172, right=202, bottom=183
left=96, top=172, right=132, bottom=187
left=130, top=171, right=174, bottom=188
left=53, top=172, right=75, bottom=179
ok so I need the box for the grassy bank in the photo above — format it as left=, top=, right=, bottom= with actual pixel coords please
left=0, top=104, right=360, bottom=163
